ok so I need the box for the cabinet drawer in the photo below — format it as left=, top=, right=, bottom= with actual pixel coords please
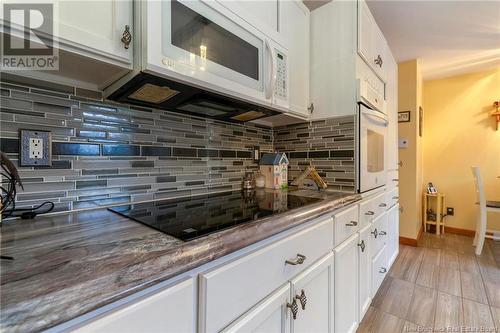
left=371, top=213, right=388, bottom=256
left=199, top=218, right=334, bottom=333
left=359, top=192, right=386, bottom=227
left=386, top=187, right=399, bottom=209
left=371, top=244, right=387, bottom=297
left=334, top=205, right=360, bottom=246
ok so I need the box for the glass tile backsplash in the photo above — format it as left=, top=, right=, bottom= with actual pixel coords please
left=0, top=74, right=355, bottom=214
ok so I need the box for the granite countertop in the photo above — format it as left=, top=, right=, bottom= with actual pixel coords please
left=0, top=189, right=360, bottom=333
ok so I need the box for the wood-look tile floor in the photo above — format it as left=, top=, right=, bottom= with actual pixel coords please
left=357, top=233, right=500, bottom=333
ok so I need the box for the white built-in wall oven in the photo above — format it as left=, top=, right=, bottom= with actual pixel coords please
left=357, top=68, right=388, bottom=193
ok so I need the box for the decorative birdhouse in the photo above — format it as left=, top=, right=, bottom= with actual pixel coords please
left=259, top=153, right=289, bottom=189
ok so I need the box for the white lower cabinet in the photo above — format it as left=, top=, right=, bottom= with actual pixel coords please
left=358, top=224, right=372, bottom=320
left=387, top=204, right=400, bottom=268
left=334, top=233, right=359, bottom=333
left=223, top=252, right=334, bottom=333
left=71, top=278, right=195, bottom=333
left=291, top=253, right=334, bottom=333
left=221, top=284, right=291, bottom=333
left=371, top=245, right=388, bottom=297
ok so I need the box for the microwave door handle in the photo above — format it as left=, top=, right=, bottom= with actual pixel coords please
left=265, top=39, right=274, bottom=99
left=264, top=39, right=276, bottom=100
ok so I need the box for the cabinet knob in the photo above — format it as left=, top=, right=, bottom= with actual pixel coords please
left=357, top=240, right=366, bottom=252
left=295, top=289, right=307, bottom=310
left=287, top=298, right=299, bottom=320
left=365, top=210, right=375, bottom=216
left=121, top=25, right=132, bottom=49
left=392, top=196, right=399, bottom=200
left=379, top=230, right=387, bottom=236
left=379, top=267, right=387, bottom=273
left=379, top=203, right=387, bottom=207
left=286, top=253, right=306, bottom=266
left=345, top=221, right=358, bottom=227
left=371, top=228, right=378, bottom=238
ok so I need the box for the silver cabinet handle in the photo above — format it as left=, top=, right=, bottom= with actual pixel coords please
left=371, top=228, right=378, bottom=238
left=393, top=196, right=399, bottom=199
left=392, top=178, right=399, bottom=182
left=121, top=25, right=132, bottom=49
left=358, top=240, right=366, bottom=252
left=287, top=298, right=299, bottom=320
left=295, top=289, right=307, bottom=310
left=379, top=267, right=387, bottom=273
left=365, top=211, right=375, bottom=216
left=374, top=54, right=383, bottom=67
left=345, top=221, right=358, bottom=227
left=379, top=231, right=387, bottom=236
left=286, top=253, right=306, bottom=266
left=379, top=203, right=387, bottom=207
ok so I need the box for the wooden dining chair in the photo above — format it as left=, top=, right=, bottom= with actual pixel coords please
left=471, top=166, right=500, bottom=255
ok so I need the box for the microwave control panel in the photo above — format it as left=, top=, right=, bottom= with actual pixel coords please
left=275, top=51, right=287, bottom=99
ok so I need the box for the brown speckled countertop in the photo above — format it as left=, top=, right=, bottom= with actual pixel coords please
left=0, top=189, right=360, bottom=333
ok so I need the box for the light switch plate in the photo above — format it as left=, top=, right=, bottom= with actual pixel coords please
left=20, top=130, right=52, bottom=166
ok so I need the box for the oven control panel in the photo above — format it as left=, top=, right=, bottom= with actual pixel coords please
left=275, top=51, right=287, bottom=100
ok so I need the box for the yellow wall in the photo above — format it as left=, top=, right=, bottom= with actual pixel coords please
left=398, top=59, right=424, bottom=240
left=423, top=68, right=500, bottom=231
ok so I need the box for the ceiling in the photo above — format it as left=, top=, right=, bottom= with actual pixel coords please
left=303, top=0, right=500, bottom=80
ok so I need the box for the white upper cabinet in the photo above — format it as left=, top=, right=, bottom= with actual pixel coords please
left=290, top=253, right=334, bottom=333
left=357, top=0, right=388, bottom=82
left=56, top=0, right=133, bottom=66
left=281, top=0, right=310, bottom=117
left=216, top=0, right=285, bottom=47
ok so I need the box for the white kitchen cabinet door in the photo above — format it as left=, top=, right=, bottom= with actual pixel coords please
left=221, top=284, right=291, bottom=333
left=357, top=0, right=387, bottom=82
left=217, top=0, right=284, bottom=46
left=291, top=252, right=334, bottom=333
left=358, top=225, right=372, bottom=320
left=386, top=204, right=400, bottom=268
left=334, top=233, right=359, bottom=333
left=71, top=278, right=195, bottom=333
left=357, top=0, right=373, bottom=68
left=56, top=0, right=133, bottom=66
left=371, top=245, right=388, bottom=297
left=282, top=0, right=310, bottom=117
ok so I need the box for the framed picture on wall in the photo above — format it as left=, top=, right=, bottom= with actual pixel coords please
left=398, top=111, right=411, bottom=122
left=419, top=107, right=424, bottom=137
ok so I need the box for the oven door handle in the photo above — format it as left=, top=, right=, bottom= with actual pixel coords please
left=362, top=108, right=388, bottom=125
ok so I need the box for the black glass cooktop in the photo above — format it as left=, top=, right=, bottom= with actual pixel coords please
left=108, top=190, right=321, bottom=241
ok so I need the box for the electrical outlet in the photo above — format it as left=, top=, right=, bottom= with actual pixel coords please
left=446, top=207, right=454, bottom=216
left=29, top=138, right=44, bottom=159
left=20, top=130, right=52, bottom=166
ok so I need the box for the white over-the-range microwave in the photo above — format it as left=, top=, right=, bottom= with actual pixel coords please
left=356, top=59, right=388, bottom=193
left=105, top=0, right=289, bottom=123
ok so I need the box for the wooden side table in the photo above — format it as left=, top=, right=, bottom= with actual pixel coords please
left=423, top=193, right=446, bottom=235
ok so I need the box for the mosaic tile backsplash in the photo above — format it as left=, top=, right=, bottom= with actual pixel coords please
left=274, top=116, right=356, bottom=193
left=0, top=74, right=355, bottom=214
